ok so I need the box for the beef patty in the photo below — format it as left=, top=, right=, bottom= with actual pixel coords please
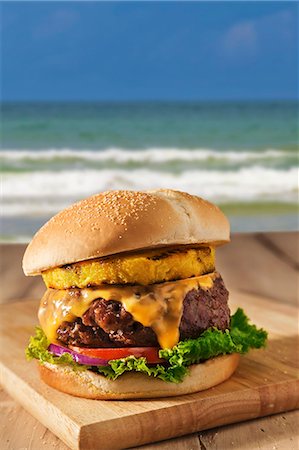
left=56, top=275, right=230, bottom=348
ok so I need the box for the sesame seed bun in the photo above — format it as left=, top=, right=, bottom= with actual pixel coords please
left=39, top=353, right=240, bottom=400
left=23, top=189, right=230, bottom=275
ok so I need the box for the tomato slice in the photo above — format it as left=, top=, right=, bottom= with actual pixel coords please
left=69, top=345, right=164, bottom=364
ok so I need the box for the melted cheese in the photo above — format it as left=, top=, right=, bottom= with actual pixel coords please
left=38, top=273, right=215, bottom=349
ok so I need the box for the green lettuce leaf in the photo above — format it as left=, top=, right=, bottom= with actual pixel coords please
left=97, top=356, right=188, bottom=382
left=230, top=308, right=268, bottom=353
left=26, top=308, right=267, bottom=383
left=26, top=327, right=88, bottom=371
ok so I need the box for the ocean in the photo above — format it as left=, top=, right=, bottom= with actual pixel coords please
left=1, top=101, right=298, bottom=241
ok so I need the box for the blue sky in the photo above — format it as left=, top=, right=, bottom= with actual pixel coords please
left=2, top=2, right=298, bottom=101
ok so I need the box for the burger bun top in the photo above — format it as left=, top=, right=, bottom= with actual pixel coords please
left=23, top=189, right=230, bottom=275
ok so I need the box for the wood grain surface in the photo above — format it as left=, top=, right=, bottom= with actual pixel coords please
left=0, top=232, right=298, bottom=450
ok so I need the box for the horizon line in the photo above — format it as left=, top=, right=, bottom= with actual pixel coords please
left=1, top=98, right=298, bottom=104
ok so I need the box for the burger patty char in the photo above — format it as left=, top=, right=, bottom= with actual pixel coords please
left=56, top=275, right=230, bottom=348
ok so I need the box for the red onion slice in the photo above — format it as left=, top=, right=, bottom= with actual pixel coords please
left=48, top=343, right=109, bottom=366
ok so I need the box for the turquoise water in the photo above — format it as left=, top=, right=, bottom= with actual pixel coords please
left=2, top=101, right=298, bottom=151
left=1, top=101, right=298, bottom=240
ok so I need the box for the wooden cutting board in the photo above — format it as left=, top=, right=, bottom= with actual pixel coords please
left=0, top=290, right=298, bottom=450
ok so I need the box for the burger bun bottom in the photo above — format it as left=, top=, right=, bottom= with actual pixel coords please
left=39, top=353, right=240, bottom=400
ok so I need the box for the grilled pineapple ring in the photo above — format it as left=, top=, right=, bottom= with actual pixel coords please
left=42, top=247, right=215, bottom=289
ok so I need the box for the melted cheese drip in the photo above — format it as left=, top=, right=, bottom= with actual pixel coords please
left=38, top=273, right=215, bottom=349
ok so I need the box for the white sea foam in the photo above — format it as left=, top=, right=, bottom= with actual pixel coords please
left=1, top=167, right=298, bottom=217
left=0, top=148, right=294, bottom=164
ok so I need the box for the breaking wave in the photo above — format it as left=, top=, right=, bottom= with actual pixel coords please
left=2, top=166, right=298, bottom=217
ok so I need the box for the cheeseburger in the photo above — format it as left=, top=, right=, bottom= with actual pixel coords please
left=24, top=189, right=267, bottom=399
